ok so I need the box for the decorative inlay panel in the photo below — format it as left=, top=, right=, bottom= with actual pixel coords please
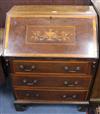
left=26, top=26, right=76, bottom=44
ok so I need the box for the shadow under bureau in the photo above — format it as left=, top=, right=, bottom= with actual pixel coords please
left=3, top=5, right=99, bottom=111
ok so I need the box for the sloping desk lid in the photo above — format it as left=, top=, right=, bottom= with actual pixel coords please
left=4, top=5, right=98, bottom=58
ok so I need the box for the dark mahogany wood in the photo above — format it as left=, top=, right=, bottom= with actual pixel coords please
left=15, top=88, right=87, bottom=101
left=4, top=5, right=98, bottom=59
left=12, top=74, right=91, bottom=89
left=12, top=60, right=91, bottom=74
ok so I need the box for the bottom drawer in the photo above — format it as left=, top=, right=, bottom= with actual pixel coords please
left=15, top=89, right=87, bottom=101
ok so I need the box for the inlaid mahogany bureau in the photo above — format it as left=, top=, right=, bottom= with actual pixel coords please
left=3, top=5, right=99, bottom=111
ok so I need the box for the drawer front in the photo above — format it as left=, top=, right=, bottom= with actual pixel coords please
left=15, top=89, right=87, bottom=101
left=12, top=74, right=91, bottom=89
left=12, top=60, right=91, bottom=74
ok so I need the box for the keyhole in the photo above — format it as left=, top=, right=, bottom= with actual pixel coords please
left=50, top=16, right=52, bottom=20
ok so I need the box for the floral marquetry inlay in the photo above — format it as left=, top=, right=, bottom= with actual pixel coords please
left=26, top=26, right=76, bottom=44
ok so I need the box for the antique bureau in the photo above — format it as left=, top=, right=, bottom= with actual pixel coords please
left=3, top=5, right=98, bottom=111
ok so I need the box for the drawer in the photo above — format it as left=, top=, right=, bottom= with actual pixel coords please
left=15, top=89, right=87, bottom=101
left=12, top=74, right=91, bottom=89
left=12, top=60, right=91, bottom=74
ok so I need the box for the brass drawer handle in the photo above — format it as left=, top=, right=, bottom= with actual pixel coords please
left=64, top=66, right=69, bottom=71
left=64, top=81, right=79, bottom=87
left=62, top=94, right=78, bottom=99
left=35, top=93, right=40, bottom=97
left=64, top=66, right=81, bottom=72
left=25, top=92, right=40, bottom=97
left=72, top=95, right=77, bottom=99
left=19, top=65, right=36, bottom=72
left=25, top=93, right=31, bottom=97
left=22, top=79, right=38, bottom=85
left=62, top=95, right=67, bottom=99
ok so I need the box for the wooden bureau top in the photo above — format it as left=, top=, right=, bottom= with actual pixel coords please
left=4, top=5, right=98, bottom=58
left=7, top=5, right=96, bottom=16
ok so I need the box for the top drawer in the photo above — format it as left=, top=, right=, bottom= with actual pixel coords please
left=12, top=60, right=91, bottom=74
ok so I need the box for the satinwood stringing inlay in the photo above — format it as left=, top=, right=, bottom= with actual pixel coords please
left=26, top=26, right=76, bottom=44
